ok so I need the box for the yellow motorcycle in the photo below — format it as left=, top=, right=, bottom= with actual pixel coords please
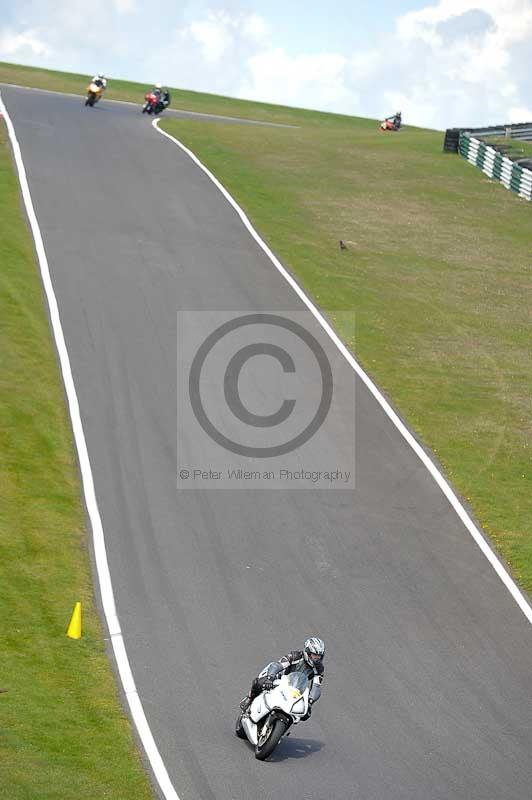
left=85, top=82, right=103, bottom=107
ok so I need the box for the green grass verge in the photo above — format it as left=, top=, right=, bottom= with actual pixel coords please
left=0, top=59, right=369, bottom=127
left=159, top=114, right=532, bottom=594
left=0, top=124, right=154, bottom=797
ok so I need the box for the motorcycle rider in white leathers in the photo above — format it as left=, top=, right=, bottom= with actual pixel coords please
left=240, top=637, right=325, bottom=721
left=91, top=73, right=107, bottom=90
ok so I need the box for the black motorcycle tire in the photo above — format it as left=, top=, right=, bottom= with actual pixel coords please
left=235, top=711, right=247, bottom=740
left=255, top=718, right=289, bottom=760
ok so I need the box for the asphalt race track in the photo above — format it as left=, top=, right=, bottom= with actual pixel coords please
left=2, top=86, right=531, bottom=800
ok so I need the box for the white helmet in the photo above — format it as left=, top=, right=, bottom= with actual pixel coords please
left=155, top=83, right=162, bottom=89
left=303, top=637, right=325, bottom=666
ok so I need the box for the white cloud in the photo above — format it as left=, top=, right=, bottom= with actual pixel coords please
left=146, top=10, right=273, bottom=95
left=2, top=2, right=532, bottom=129
left=309, top=0, right=532, bottom=128
left=508, top=105, right=532, bottom=123
left=0, top=0, right=149, bottom=75
left=241, top=48, right=352, bottom=110
left=0, top=28, right=51, bottom=58
left=180, top=9, right=271, bottom=65
left=113, top=0, right=137, bottom=12
left=186, top=11, right=235, bottom=63
left=241, top=13, right=270, bottom=43
left=166, top=2, right=532, bottom=128
left=383, top=0, right=532, bottom=125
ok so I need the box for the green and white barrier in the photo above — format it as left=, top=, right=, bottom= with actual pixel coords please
left=459, top=133, right=532, bottom=201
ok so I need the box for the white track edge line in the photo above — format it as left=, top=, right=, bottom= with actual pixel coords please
left=0, top=94, right=180, bottom=800
left=153, top=116, right=532, bottom=626
left=0, top=81, right=297, bottom=128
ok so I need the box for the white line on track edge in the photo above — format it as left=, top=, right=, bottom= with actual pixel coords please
left=153, top=116, right=532, bottom=626
left=0, top=95, right=180, bottom=800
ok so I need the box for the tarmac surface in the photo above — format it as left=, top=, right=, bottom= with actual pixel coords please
left=2, top=85, right=531, bottom=800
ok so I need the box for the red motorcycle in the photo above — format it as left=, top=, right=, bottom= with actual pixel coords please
left=142, top=91, right=167, bottom=115
left=380, top=114, right=402, bottom=132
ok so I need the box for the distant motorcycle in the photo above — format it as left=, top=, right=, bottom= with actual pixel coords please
left=85, top=82, right=103, bottom=107
left=380, top=115, right=402, bottom=132
left=235, top=672, right=312, bottom=760
left=142, top=92, right=167, bottom=115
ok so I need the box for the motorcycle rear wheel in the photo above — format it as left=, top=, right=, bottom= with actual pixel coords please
left=255, top=718, right=289, bottom=760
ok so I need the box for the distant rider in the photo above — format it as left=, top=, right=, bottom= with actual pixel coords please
left=240, top=637, right=325, bottom=720
left=149, top=83, right=170, bottom=113
left=385, top=110, right=402, bottom=130
left=91, top=73, right=107, bottom=90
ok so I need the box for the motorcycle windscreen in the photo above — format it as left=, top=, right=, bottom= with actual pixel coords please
left=285, top=671, right=310, bottom=694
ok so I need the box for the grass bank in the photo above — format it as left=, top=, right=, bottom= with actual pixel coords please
left=0, top=59, right=356, bottom=126
left=0, top=122, right=154, bottom=797
left=160, top=114, right=532, bottom=594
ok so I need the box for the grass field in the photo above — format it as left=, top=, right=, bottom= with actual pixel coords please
left=158, top=114, right=532, bottom=594
left=0, top=122, right=154, bottom=797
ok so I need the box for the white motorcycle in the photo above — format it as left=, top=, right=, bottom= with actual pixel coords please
left=235, top=670, right=311, bottom=760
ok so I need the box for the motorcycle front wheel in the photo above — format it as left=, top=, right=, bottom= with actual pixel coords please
left=255, top=717, right=289, bottom=760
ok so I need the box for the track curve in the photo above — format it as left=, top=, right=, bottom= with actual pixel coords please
left=2, top=86, right=531, bottom=800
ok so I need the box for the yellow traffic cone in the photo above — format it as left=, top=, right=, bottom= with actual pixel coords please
left=67, top=602, right=82, bottom=639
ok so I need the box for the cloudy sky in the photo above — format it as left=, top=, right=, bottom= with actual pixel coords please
left=2, top=0, right=532, bottom=129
